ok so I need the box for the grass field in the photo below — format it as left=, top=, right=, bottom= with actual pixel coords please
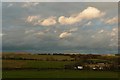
left=2, top=53, right=120, bottom=78
left=3, top=60, right=76, bottom=69
left=2, top=70, right=119, bottom=78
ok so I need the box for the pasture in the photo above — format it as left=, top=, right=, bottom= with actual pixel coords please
left=2, top=53, right=120, bottom=78
left=2, top=70, right=119, bottom=78
left=3, top=60, right=75, bottom=69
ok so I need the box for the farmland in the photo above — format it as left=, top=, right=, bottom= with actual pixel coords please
left=2, top=52, right=120, bottom=78
left=3, top=60, right=75, bottom=69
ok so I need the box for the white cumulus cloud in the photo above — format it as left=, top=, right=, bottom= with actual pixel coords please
left=58, top=7, right=105, bottom=25
left=79, top=7, right=105, bottom=19
left=105, top=17, right=118, bottom=24
left=26, top=7, right=105, bottom=26
left=59, top=32, right=72, bottom=39
left=26, top=16, right=57, bottom=26
left=26, top=16, right=40, bottom=23
left=41, top=17, right=57, bottom=26
left=58, top=16, right=81, bottom=25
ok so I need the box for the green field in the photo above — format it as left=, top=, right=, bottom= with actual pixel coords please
left=2, top=53, right=120, bottom=78
left=3, top=60, right=76, bottom=69
left=2, top=70, right=119, bottom=78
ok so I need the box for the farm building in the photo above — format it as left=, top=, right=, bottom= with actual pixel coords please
left=84, top=63, right=112, bottom=70
left=74, top=65, right=84, bottom=70
left=64, top=61, right=116, bottom=70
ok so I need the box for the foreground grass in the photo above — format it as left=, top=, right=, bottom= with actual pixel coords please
left=2, top=70, right=119, bottom=78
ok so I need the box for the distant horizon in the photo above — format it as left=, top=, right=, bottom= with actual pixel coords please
left=2, top=49, right=118, bottom=54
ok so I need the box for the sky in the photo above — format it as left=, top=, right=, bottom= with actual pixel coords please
left=2, top=2, right=118, bottom=54
left=2, top=0, right=119, bottom=2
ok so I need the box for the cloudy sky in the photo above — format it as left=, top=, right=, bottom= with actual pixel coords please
left=2, top=2, right=118, bottom=54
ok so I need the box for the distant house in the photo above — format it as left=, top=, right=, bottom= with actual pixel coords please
left=64, top=60, right=115, bottom=70
left=84, top=63, right=111, bottom=70
left=77, top=66, right=83, bottom=70
left=73, top=65, right=84, bottom=70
